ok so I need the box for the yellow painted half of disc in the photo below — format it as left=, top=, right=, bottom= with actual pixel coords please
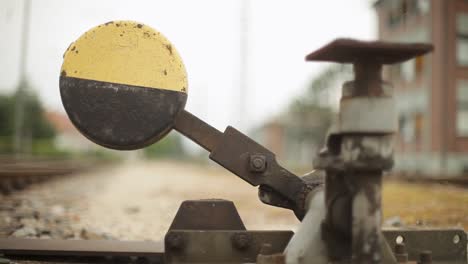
left=61, top=20, right=187, bottom=93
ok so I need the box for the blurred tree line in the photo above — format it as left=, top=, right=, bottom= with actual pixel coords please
left=0, top=81, right=56, bottom=155
left=287, top=64, right=352, bottom=148
left=143, top=133, right=185, bottom=159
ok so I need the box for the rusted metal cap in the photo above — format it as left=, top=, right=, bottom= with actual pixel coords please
left=305, top=38, right=433, bottom=64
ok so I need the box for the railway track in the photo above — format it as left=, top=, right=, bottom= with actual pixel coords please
left=391, top=173, right=468, bottom=188
left=0, top=157, right=93, bottom=195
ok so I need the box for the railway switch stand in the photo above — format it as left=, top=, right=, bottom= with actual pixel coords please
left=0, top=21, right=466, bottom=264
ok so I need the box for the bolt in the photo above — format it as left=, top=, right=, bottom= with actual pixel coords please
left=394, top=243, right=408, bottom=263
left=250, top=154, right=267, bottom=172
left=232, top=232, right=252, bottom=250
left=418, top=250, right=432, bottom=264
left=165, top=233, right=185, bottom=250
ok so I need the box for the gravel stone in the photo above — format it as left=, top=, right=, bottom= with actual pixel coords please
left=11, top=226, right=36, bottom=238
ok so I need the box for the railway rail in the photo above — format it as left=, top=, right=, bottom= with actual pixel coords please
left=0, top=157, right=94, bottom=195
left=392, top=173, right=468, bottom=188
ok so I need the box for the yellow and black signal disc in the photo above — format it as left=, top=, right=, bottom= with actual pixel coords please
left=60, top=21, right=188, bottom=150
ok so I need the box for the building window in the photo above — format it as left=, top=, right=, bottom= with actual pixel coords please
left=389, top=64, right=403, bottom=82
left=414, top=113, right=424, bottom=141
left=402, top=60, right=415, bottom=82
left=387, top=0, right=430, bottom=27
left=399, top=56, right=424, bottom=82
left=399, top=112, right=424, bottom=143
left=457, top=14, right=468, bottom=66
left=399, top=115, right=414, bottom=143
left=415, top=56, right=424, bottom=75
left=457, top=80, right=468, bottom=136
left=417, top=0, right=430, bottom=14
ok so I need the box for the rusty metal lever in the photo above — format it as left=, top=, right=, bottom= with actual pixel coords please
left=174, top=110, right=312, bottom=219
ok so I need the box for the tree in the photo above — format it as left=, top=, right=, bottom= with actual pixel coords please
left=287, top=65, right=351, bottom=146
left=13, top=87, right=55, bottom=140
left=0, top=80, right=55, bottom=154
left=143, top=133, right=186, bottom=159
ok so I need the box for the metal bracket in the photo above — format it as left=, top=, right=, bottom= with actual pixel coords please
left=383, top=228, right=467, bottom=264
left=174, top=110, right=313, bottom=219
left=164, top=230, right=293, bottom=263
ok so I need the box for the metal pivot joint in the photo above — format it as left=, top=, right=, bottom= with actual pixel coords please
left=174, top=110, right=313, bottom=219
left=306, top=39, right=433, bottom=263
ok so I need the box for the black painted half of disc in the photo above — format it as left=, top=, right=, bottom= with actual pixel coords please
left=60, top=76, right=187, bottom=150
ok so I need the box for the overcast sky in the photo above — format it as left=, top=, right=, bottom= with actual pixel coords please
left=0, top=0, right=376, bottom=132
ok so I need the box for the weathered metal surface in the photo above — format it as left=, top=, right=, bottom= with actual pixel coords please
left=60, top=76, right=186, bottom=150
left=168, top=199, right=246, bottom=231
left=175, top=113, right=314, bottom=218
left=0, top=238, right=163, bottom=258
left=209, top=126, right=312, bottom=219
left=305, top=38, right=433, bottom=64
left=285, top=190, right=328, bottom=264
left=339, top=95, right=397, bottom=133
left=61, top=20, right=187, bottom=93
left=174, top=110, right=223, bottom=152
left=351, top=173, right=383, bottom=264
left=60, top=20, right=187, bottom=150
left=164, top=230, right=293, bottom=263
left=314, top=135, right=394, bottom=171
left=383, top=229, right=467, bottom=264
left=307, top=39, right=435, bottom=264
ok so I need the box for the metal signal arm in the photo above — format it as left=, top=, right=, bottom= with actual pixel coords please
left=174, top=110, right=315, bottom=219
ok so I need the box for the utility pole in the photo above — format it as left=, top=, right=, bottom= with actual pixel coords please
left=14, top=0, right=31, bottom=155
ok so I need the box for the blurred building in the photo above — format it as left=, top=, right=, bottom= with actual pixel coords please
left=45, top=111, right=96, bottom=152
left=374, top=0, right=468, bottom=176
left=254, top=110, right=331, bottom=169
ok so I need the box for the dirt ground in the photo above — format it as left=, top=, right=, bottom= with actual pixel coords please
left=2, top=160, right=467, bottom=241
left=383, top=180, right=468, bottom=229
left=72, top=160, right=299, bottom=240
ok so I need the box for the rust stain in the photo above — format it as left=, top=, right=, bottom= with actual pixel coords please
left=136, top=24, right=143, bottom=29
left=165, top=44, right=173, bottom=55
left=61, top=70, right=67, bottom=76
left=163, top=70, right=167, bottom=76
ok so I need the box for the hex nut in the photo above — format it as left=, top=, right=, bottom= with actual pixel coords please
left=232, top=232, right=252, bottom=250
left=249, top=154, right=267, bottom=172
left=165, top=233, right=185, bottom=250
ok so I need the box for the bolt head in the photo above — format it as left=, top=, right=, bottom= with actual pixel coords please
left=232, top=232, right=252, bottom=250
left=165, top=233, right=185, bottom=250
left=394, top=243, right=406, bottom=254
left=250, top=154, right=267, bottom=172
left=419, top=250, right=432, bottom=263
